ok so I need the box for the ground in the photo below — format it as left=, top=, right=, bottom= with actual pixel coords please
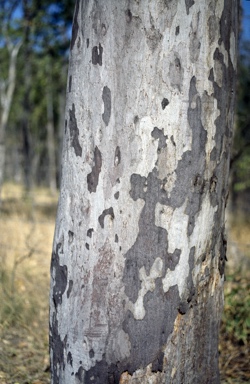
left=0, top=183, right=249, bottom=384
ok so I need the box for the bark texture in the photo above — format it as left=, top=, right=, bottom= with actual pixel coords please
left=50, top=1, right=238, bottom=383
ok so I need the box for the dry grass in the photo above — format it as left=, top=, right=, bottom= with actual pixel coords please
left=0, top=183, right=57, bottom=384
left=0, top=183, right=249, bottom=383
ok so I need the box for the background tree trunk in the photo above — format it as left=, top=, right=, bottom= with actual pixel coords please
left=50, top=1, right=238, bottom=383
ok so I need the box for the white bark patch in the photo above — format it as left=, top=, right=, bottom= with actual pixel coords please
left=230, top=31, right=236, bottom=70
left=130, top=116, right=158, bottom=176
left=126, top=257, right=163, bottom=320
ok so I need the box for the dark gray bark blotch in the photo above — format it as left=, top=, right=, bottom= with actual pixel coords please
left=67, top=351, right=73, bottom=366
left=185, top=0, right=195, bottom=15
left=67, top=280, right=73, bottom=298
left=102, top=86, right=111, bottom=126
left=114, top=191, right=119, bottom=200
left=175, top=25, right=180, bottom=35
left=85, top=243, right=89, bottom=250
left=68, top=231, right=74, bottom=244
left=151, top=127, right=168, bottom=149
left=51, top=243, right=68, bottom=308
left=169, top=55, right=183, bottom=91
left=69, top=75, right=72, bottom=92
left=69, top=104, right=82, bottom=157
left=87, top=228, right=94, bottom=238
left=123, top=282, right=179, bottom=373
left=114, top=146, right=121, bottom=166
left=50, top=313, right=67, bottom=384
left=92, top=43, right=103, bottom=65
left=87, top=147, right=102, bottom=193
left=125, top=9, right=132, bottom=23
left=70, top=0, right=80, bottom=50
left=86, top=38, right=89, bottom=48
left=98, top=207, right=114, bottom=228
left=161, top=98, right=169, bottom=109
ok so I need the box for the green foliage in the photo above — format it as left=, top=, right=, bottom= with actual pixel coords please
left=222, top=271, right=250, bottom=345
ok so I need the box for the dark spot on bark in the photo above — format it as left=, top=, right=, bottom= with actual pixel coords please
left=92, top=43, right=103, bottom=65
left=87, top=146, right=102, bottom=193
left=67, top=351, right=73, bottom=366
left=85, top=243, right=89, bottom=250
left=175, top=26, right=180, bottom=35
left=134, top=115, right=139, bottom=124
left=89, top=349, right=95, bottom=358
left=75, top=366, right=84, bottom=382
left=68, top=231, right=74, bottom=244
left=51, top=243, right=68, bottom=308
left=114, top=191, right=119, bottom=200
left=169, top=55, right=183, bottom=91
left=98, top=207, right=114, bottom=229
left=102, top=86, right=111, bottom=126
left=114, top=146, right=121, bottom=166
left=69, top=103, right=82, bottom=157
left=87, top=228, right=94, bottom=238
left=170, top=135, right=176, bottom=146
left=50, top=313, right=67, bottom=384
left=67, top=280, right=73, bottom=298
left=86, top=38, right=89, bottom=48
left=70, top=0, right=80, bottom=50
left=115, top=234, right=118, bottom=243
left=125, top=9, right=132, bottom=23
left=185, top=0, right=195, bottom=15
left=151, top=127, right=168, bottom=149
left=178, top=301, right=189, bottom=315
left=69, top=76, right=72, bottom=92
left=65, top=119, right=67, bottom=134
left=219, top=227, right=227, bottom=276
left=102, top=23, right=107, bottom=36
left=161, top=98, right=169, bottom=110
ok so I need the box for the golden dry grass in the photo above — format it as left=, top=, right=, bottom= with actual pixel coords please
left=0, top=183, right=57, bottom=384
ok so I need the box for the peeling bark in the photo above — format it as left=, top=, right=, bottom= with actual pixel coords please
left=50, top=1, right=238, bottom=383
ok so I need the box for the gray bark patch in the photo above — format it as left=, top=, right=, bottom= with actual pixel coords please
left=151, top=127, right=168, bottom=149
left=50, top=313, right=67, bottom=384
left=51, top=243, right=68, bottom=308
left=87, top=147, right=102, bottom=193
left=124, top=170, right=181, bottom=303
left=185, top=0, right=195, bottom=15
left=92, top=43, right=103, bottom=65
left=125, top=9, right=132, bottom=23
left=145, top=25, right=162, bottom=51
left=69, top=104, right=82, bottom=157
left=114, top=191, right=119, bottom=200
left=169, top=55, right=183, bottom=91
left=98, top=207, right=114, bottom=228
left=102, top=86, right=111, bottom=126
left=70, top=0, right=79, bottom=50
left=123, top=282, right=179, bottom=373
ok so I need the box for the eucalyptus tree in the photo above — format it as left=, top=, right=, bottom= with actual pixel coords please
left=50, top=1, right=238, bottom=382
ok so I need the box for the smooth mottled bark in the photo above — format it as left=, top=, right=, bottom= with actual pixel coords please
left=50, top=1, right=238, bottom=383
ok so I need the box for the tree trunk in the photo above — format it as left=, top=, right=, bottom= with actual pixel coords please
left=50, top=1, right=238, bottom=383
left=46, top=59, right=57, bottom=193
left=0, top=40, right=22, bottom=200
